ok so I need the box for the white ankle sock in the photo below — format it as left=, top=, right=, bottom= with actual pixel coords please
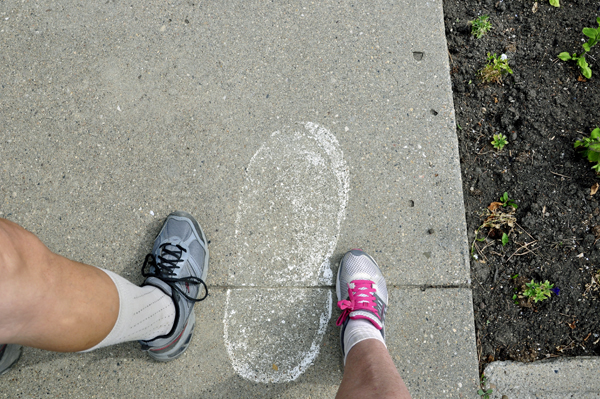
left=80, top=268, right=176, bottom=352
left=343, top=318, right=386, bottom=364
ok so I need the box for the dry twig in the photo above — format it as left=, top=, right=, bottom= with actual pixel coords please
left=551, top=171, right=571, bottom=179
left=507, top=240, right=539, bottom=262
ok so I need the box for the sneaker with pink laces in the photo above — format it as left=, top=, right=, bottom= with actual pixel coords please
left=336, top=249, right=388, bottom=358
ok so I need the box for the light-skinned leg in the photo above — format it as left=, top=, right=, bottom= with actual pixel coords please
left=336, top=338, right=412, bottom=399
left=0, top=218, right=119, bottom=351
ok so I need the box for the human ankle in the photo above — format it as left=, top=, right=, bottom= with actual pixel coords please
left=79, top=269, right=175, bottom=352
left=343, top=318, right=386, bottom=363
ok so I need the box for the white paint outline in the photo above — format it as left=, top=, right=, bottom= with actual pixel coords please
left=225, top=122, right=349, bottom=383
left=232, top=122, right=350, bottom=285
left=223, top=288, right=333, bottom=383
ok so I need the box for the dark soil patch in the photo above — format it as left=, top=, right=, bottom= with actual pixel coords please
left=442, top=0, right=600, bottom=372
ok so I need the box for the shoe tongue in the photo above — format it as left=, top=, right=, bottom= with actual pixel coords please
left=160, top=238, right=183, bottom=262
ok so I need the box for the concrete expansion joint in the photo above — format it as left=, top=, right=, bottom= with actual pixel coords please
left=214, top=285, right=335, bottom=289
left=211, top=284, right=472, bottom=290
left=416, top=284, right=471, bottom=291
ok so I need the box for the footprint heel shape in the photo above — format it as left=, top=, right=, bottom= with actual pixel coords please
left=224, top=122, right=349, bottom=383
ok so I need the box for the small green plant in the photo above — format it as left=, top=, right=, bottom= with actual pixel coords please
left=523, top=280, right=554, bottom=303
left=502, top=232, right=509, bottom=246
left=574, top=127, right=600, bottom=173
left=479, top=53, right=513, bottom=84
left=478, top=376, right=493, bottom=398
left=512, top=274, right=519, bottom=279
left=512, top=293, right=519, bottom=304
left=499, top=192, right=518, bottom=209
left=549, top=0, right=560, bottom=7
left=558, top=18, right=600, bottom=79
left=471, top=15, right=492, bottom=39
left=491, top=133, right=508, bottom=151
left=558, top=52, right=592, bottom=79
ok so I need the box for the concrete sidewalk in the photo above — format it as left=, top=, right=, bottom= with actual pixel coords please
left=0, top=0, right=479, bottom=397
left=484, top=358, right=600, bottom=399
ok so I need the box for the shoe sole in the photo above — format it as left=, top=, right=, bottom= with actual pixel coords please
left=0, top=345, right=22, bottom=376
left=147, top=311, right=196, bottom=362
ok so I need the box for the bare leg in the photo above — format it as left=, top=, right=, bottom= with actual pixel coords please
left=336, top=339, right=412, bottom=399
left=0, top=218, right=118, bottom=351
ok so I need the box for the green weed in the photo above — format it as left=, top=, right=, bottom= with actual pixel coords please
left=478, top=376, right=493, bottom=398
left=512, top=293, right=519, bottom=305
left=479, top=53, right=513, bottom=84
left=471, top=15, right=492, bottom=39
left=500, top=192, right=518, bottom=209
left=491, top=133, right=508, bottom=151
left=575, top=127, right=600, bottom=173
left=523, top=280, right=555, bottom=303
left=558, top=17, right=600, bottom=79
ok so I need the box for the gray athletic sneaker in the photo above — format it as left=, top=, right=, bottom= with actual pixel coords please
left=0, top=344, right=22, bottom=376
left=138, top=211, right=209, bottom=362
left=335, top=249, right=388, bottom=356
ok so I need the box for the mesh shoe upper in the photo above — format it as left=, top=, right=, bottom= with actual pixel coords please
left=151, top=218, right=207, bottom=285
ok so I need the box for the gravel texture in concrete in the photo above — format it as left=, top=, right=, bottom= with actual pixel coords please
left=388, top=288, right=479, bottom=398
left=484, top=358, right=600, bottom=399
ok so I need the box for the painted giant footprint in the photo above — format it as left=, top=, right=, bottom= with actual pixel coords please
left=224, top=122, right=350, bottom=383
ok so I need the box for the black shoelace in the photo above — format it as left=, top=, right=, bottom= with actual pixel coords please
left=141, top=243, right=208, bottom=302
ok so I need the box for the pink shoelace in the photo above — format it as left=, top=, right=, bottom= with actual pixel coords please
left=336, top=279, right=379, bottom=326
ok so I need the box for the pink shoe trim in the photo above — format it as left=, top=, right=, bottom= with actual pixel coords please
left=336, top=279, right=381, bottom=329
